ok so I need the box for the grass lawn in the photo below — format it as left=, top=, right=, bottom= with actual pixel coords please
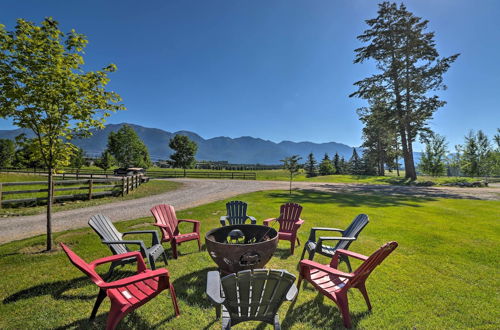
left=0, top=177, right=182, bottom=217
left=0, top=190, right=499, bottom=329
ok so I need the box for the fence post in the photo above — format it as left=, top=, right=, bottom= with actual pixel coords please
left=76, top=169, right=79, bottom=180
left=126, top=176, right=130, bottom=194
left=88, top=179, right=93, bottom=200
left=0, top=183, right=2, bottom=209
left=122, top=177, right=125, bottom=196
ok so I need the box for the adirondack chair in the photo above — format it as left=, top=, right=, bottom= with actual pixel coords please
left=88, top=214, right=167, bottom=276
left=300, top=214, right=369, bottom=272
left=150, top=204, right=201, bottom=259
left=60, top=243, right=180, bottom=330
left=206, top=269, right=297, bottom=329
left=220, top=201, right=257, bottom=226
left=297, top=241, right=398, bottom=328
left=263, top=203, right=304, bottom=254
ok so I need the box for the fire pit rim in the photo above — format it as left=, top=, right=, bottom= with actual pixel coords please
left=205, top=224, right=278, bottom=246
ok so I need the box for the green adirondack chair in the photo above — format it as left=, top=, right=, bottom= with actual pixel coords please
left=220, top=201, right=257, bottom=226
left=206, top=269, right=297, bottom=329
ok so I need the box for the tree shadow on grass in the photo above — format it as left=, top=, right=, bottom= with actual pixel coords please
left=283, top=292, right=371, bottom=329
left=172, top=267, right=218, bottom=309
left=269, top=189, right=436, bottom=208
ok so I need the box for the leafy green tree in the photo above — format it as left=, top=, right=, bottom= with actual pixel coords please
left=349, top=148, right=364, bottom=175
left=168, top=134, right=198, bottom=176
left=12, top=137, right=44, bottom=168
left=281, top=155, right=302, bottom=194
left=304, top=152, right=317, bottom=177
left=107, top=125, right=151, bottom=168
left=95, top=150, right=115, bottom=171
left=332, top=152, right=340, bottom=174
left=70, top=147, right=85, bottom=169
left=419, top=133, right=448, bottom=176
left=0, top=138, right=15, bottom=168
left=350, top=2, right=459, bottom=180
left=319, top=153, right=334, bottom=176
left=0, top=18, right=124, bottom=251
left=339, top=156, right=347, bottom=174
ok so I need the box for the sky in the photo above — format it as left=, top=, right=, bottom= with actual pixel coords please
left=0, top=0, right=499, bottom=151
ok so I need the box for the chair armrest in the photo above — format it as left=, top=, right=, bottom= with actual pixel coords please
left=318, top=236, right=356, bottom=242
left=123, top=230, right=161, bottom=245
left=220, top=216, right=228, bottom=226
left=299, top=259, right=353, bottom=278
left=294, top=219, right=304, bottom=229
left=308, top=227, right=344, bottom=242
left=100, top=268, right=169, bottom=289
left=179, top=219, right=200, bottom=233
left=263, top=218, right=275, bottom=226
left=103, top=240, right=148, bottom=255
left=153, top=223, right=174, bottom=237
left=206, top=271, right=224, bottom=304
left=286, top=284, right=298, bottom=301
left=90, top=251, right=146, bottom=271
left=335, top=249, right=369, bottom=261
left=248, top=216, right=257, bottom=224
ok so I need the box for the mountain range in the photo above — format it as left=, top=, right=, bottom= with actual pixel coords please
left=0, top=123, right=360, bottom=165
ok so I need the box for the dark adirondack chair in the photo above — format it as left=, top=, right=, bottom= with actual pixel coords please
left=206, top=269, right=297, bottom=329
left=300, top=214, right=369, bottom=272
left=220, top=201, right=257, bottom=226
left=150, top=204, right=201, bottom=259
left=263, top=203, right=304, bottom=254
left=88, top=214, right=168, bottom=276
left=60, top=243, right=180, bottom=330
left=298, top=241, right=398, bottom=328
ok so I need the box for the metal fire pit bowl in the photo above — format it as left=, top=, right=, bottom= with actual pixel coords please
left=205, top=224, right=278, bottom=274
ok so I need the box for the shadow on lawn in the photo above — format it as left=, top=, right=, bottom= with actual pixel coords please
left=269, top=189, right=436, bottom=208
left=172, top=267, right=217, bottom=309
left=283, top=292, right=371, bottom=329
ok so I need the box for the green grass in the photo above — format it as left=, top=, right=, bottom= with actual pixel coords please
left=0, top=179, right=182, bottom=217
left=0, top=173, right=48, bottom=182
left=0, top=190, right=499, bottom=329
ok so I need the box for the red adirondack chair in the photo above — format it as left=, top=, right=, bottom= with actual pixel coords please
left=150, top=204, right=201, bottom=259
left=60, top=243, right=180, bottom=330
left=297, top=241, right=398, bottom=328
left=263, top=203, right=304, bottom=254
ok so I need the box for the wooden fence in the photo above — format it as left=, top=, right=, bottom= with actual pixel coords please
left=0, top=175, right=143, bottom=208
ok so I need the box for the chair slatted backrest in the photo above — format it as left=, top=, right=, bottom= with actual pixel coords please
left=150, top=204, right=179, bottom=239
left=60, top=243, right=103, bottom=285
left=335, top=214, right=369, bottom=250
left=278, top=203, right=303, bottom=233
left=226, top=201, right=249, bottom=225
left=88, top=214, right=128, bottom=255
left=347, top=241, right=398, bottom=288
left=221, top=269, right=296, bottom=320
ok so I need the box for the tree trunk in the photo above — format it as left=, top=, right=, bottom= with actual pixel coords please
left=46, top=168, right=53, bottom=251
left=406, top=133, right=417, bottom=180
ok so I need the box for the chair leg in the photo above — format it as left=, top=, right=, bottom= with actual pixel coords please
left=290, top=240, right=295, bottom=255
left=215, top=305, right=221, bottom=319
left=357, top=282, right=372, bottom=310
left=169, top=283, right=181, bottom=316
left=197, top=237, right=201, bottom=251
left=89, top=289, right=107, bottom=320
left=274, top=313, right=281, bottom=330
left=171, top=242, right=178, bottom=259
left=299, top=244, right=308, bottom=260
left=343, top=256, right=352, bottom=273
left=105, top=304, right=126, bottom=330
left=296, top=236, right=300, bottom=246
left=336, top=293, right=352, bottom=328
left=149, top=254, right=156, bottom=270
left=162, top=251, right=168, bottom=265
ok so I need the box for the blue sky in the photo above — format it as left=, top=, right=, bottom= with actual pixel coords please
left=1, top=0, right=499, bottom=151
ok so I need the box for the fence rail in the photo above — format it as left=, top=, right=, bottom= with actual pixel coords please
left=0, top=175, right=143, bottom=208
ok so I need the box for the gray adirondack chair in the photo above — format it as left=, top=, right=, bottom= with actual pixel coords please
left=206, top=269, right=297, bottom=329
left=300, top=214, right=369, bottom=272
left=88, top=214, right=168, bottom=276
left=220, top=201, right=257, bottom=226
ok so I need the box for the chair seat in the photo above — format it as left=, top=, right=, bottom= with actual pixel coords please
left=111, top=274, right=162, bottom=306
left=307, top=268, right=349, bottom=294
left=175, top=232, right=199, bottom=242
left=279, top=232, right=293, bottom=240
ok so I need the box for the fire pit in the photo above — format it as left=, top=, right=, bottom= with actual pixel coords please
left=205, top=224, right=278, bottom=274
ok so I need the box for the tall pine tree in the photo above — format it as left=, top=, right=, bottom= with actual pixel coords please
left=305, top=152, right=317, bottom=177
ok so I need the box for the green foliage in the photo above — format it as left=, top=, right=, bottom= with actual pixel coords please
left=349, top=148, right=364, bottom=175
left=304, top=152, right=317, bottom=177
left=281, top=154, right=302, bottom=194
left=0, top=138, right=15, bottom=167
left=94, top=150, right=115, bottom=171
left=419, top=133, right=448, bottom=177
left=0, top=18, right=124, bottom=250
left=332, top=152, right=341, bottom=174
left=168, top=135, right=198, bottom=173
left=69, top=147, right=85, bottom=169
left=461, top=130, right=491, bottom=177
left=318, top=153, right=334, bottom=175
left=350, top=2, right=459, bottom=180
left=12, top=137, right=44, bottom=168
left=107, top=125, right=151, bottom=168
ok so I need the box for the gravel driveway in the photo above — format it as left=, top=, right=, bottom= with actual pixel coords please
left=1, top=178, right=498, bottom=244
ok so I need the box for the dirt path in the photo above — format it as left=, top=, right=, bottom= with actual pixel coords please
left=1, top=178, right=498, bottom=244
